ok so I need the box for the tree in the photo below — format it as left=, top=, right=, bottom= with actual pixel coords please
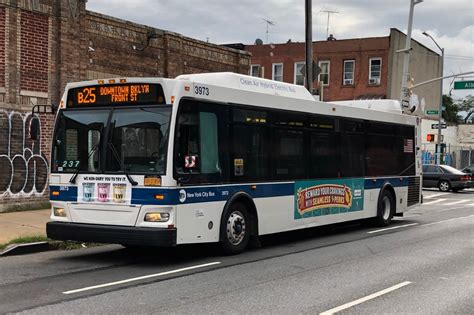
left=442, top=94, right=459, bottom=123
left=457, top=95, right=474, bottom=123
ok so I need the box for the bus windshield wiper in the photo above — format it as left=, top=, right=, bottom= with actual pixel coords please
left=69, top=143, right=100, bottom=184
left=108, top=143, right=138, bottom=186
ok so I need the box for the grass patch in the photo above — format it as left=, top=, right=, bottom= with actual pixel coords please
left=0, top=235, right=49, bottom=250
left=0, top=235, right=102, bottom=251
left=49, top=241, right=103, bottom=250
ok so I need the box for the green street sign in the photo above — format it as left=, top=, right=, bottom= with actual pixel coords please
left=454, top=80, right=474, bottom=90
left=426, top=109, right=439, bottom=115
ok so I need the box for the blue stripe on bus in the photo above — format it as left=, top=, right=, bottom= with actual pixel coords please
left=50, top=186, right=78, bottom=202
left=133, top=182, right=294, bottom=205
left=364, top=177, right=409, bottom=190
left=132, top=188, right=179, bottom=205
left=50, top=177, right=413, bottom=205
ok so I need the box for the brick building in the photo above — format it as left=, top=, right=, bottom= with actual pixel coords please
left=245, top=28, right=441, bottom=109
left=0, top=0, right=250, bottom=212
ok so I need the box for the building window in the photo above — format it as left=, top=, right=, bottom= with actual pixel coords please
left=318, top=61, right=330, bottom=85
left=250, top=64, right=260, bottom=77
left=343, top=60, right=355, bottom=86
left=272, top=63, right=283, bottom=81
left=369, top=58, right=382, bottom=85
left=294, top=62, right=305, bottom=85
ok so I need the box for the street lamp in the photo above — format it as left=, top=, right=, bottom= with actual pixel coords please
left=423, top=31, right=444, bottom=165
left=400, top=0, right=423, bottom=112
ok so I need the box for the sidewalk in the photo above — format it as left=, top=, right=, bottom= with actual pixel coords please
left=0, top=209, right=50, bottom=244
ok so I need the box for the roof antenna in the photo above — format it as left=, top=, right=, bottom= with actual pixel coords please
left=320, top=9, right=339, bottom=39
left=262, top=18, right=276, bottom=44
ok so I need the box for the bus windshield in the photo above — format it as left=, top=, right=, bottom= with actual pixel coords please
left=52, top=106, right=171, bottom=175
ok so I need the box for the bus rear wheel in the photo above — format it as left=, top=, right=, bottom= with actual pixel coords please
left=220, top=202, right=250, bottom=255
left=372, top=189, right=395, bottom=227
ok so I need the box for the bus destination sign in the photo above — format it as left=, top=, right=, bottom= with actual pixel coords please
left=67, top=83, right=166, bottom=107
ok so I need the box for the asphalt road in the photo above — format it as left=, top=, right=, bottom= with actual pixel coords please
left=1, top=189, right=473, bottom=314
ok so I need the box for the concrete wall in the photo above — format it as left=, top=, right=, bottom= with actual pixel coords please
left=458, top=124, right=474, bottom=147
left=420, top=120, right=474, bottom=168
left=420, top=118, right=458, bottom=151
left=388, top=28, right=441, bottom=114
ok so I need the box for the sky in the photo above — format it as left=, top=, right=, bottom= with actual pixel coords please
left=87, top=0, right=473, bottom=100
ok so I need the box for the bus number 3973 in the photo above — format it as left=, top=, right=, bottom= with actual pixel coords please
left=194, top=85, right=209, bottom=96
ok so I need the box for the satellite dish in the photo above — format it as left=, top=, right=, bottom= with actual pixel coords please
left=255, top=38, right=263, bottom=45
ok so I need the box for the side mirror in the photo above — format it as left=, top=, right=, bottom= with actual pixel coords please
left=29, top=117, right=40, bottom=141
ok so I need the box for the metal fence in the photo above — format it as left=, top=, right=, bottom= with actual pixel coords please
left=421, top=145, right=474, bottom=169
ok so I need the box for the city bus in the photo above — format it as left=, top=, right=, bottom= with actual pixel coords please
left=45, top=72, right=421, bottom=254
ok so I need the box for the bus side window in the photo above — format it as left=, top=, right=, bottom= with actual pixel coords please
left=199, top=112, right=220, bottom=174
left=340, top=119, right=365, bottom=177
left=175, top=101, right=224, bottom=183
left=309, top=115, right=337, bottom=179
left=231, top=108, right=270, bottom=182
left=274, top=129, right=305, bottom=179
left=176, top=111, right=200, bottom=174
left=310, top=131, right=337, bottom=178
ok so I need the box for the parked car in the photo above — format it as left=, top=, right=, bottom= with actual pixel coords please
left=422, top=164, right=472, bottom=192
left=461, top=164, right=474, bottom=175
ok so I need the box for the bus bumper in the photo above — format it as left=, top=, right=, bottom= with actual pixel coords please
left=46, top=221, right=177, bottom=247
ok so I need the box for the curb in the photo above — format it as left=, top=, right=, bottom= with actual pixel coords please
left=0, top=241, right=50, bottom=257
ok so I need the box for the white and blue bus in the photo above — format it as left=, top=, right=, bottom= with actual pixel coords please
left=46, top=73, right=421, bottom=254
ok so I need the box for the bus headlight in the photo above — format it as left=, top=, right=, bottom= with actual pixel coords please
left=145, top=212, right=170, bottom=222
left=53, top=207, right=66, bottom=217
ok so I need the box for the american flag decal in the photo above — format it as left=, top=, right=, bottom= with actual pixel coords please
left=404, top=139, right=414, bottom=153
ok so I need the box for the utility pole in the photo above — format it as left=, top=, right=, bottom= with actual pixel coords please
left=423, top=31, right=444, bottom=165
left=320, top=9, right=339, bottom=38
left=305, top=0, right=313, bottom=93
left=400, top=0, right=423, bottom=111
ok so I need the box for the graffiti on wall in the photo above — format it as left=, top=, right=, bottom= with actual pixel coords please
left=0, top=110, right=48, bottom=197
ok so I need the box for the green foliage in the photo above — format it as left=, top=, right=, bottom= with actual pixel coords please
left=441, top=94, right=474, bottom=124
left=442, top=94, right=459, bottom=123
left=458, top=95, right=474, bottom=123
left=0, top=236, right=101, bottom=251
left=0, top=235, right=48, bottom=250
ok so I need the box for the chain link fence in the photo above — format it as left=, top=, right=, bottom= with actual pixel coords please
left=421, top=145, right=474, bottom=169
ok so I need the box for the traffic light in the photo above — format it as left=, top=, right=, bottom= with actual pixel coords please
left=426, top=134, right=435, bottom=142
left=440, top=143, right=446, bottom=153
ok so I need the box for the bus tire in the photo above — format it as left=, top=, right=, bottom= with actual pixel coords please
left=372, top=189, right=395, bottom=227
left=220, top=202, right=250, bottom=255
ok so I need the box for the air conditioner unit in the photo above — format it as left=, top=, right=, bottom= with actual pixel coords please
left=344, top=79, right=353, bottom=85
left=369, top=78, right=380, bottom=85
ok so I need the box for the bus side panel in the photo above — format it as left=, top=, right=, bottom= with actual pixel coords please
left=175, top=201, right=225, bottom=244
left=255, top=192, right=378, bottom=236
left=254, top=196, right=294, bottom=235
left=394, top=186, right=409, bottom=214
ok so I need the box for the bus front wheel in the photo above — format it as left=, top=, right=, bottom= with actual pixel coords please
left=220, top=202, right=250, bottom=255
left=372, top=189, right=395, bottom=227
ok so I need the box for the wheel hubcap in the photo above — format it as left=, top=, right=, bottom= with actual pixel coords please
left=440, top=182, right=449, bottom=191
left=382, top=196, right=391, bottom=220
left=226, top=211, right=246, bottom=245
